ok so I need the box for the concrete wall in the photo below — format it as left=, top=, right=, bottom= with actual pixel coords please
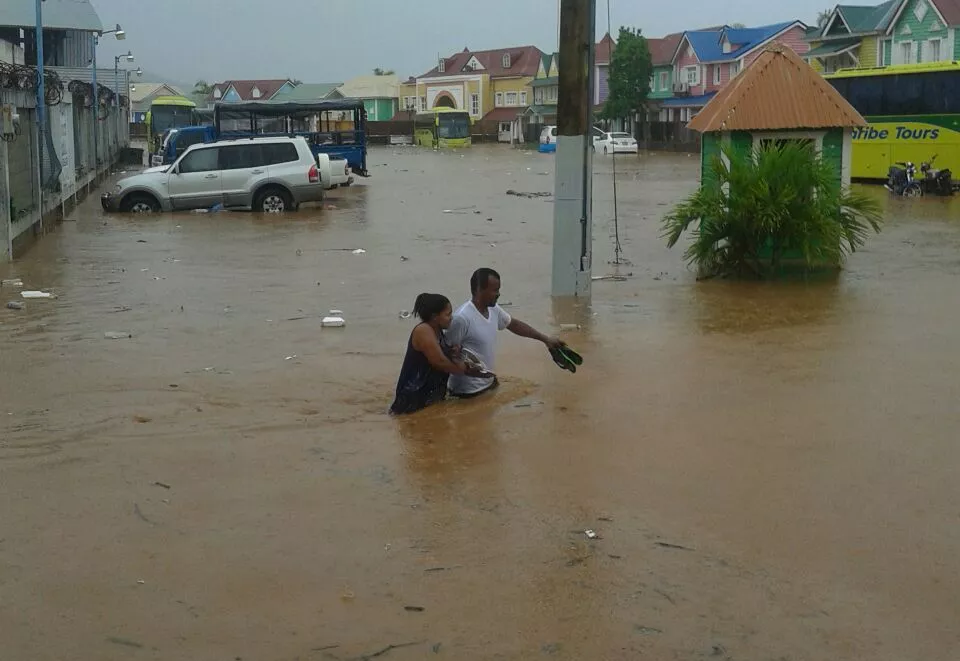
left=1, top=38, right=26, bottom=64
left=1, top=67, right=130, bottom=260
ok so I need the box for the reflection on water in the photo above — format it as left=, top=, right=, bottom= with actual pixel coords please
left=689, top=277, right=842, bottom=334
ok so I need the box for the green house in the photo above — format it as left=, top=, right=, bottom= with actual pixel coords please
left=688, top=46, right=868, bottom=266
left=689, top=46, right=865, bottom=188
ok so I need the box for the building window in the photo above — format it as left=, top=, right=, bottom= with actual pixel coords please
left=519, top=91, right=527, bottom=106
left=684, top=65, right=699, bottom=85
left=913, top=0, right=928, bottom=22
left=505, top=91, right=518, bottom=106
left=535, top=88, right=544, bottom=104
left=471, top=93, right=479, bottom=116
left=901, top=41, right=914, bottom=64
left=729, top=61, right=740, bottom=78
left=419, top=96, right=427, bottom=111
left=495, top=92, right=503, bottom=107
left=502, top=53, right=511, bottom=68
left=928, top=39, right=942, bottom=62
left=438, top=58, right=445, bottom=73
left=251, top=86, right=261, bottom=99
left=659, top=71, right=668, bottom=90
left=713, top=65, right=721, bottom=85
left=547, top=86, right=558, bottom=102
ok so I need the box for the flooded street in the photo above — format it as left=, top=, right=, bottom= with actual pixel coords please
left=2, top=145, right=959, bottom=660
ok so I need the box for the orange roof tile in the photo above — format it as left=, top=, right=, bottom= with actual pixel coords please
left=688, top=44, right=866, bottom=133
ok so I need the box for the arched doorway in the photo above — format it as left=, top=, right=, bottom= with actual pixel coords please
left=433, top=93, right=456, bottom=109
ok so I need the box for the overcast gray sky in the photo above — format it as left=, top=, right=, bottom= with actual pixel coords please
left=90, top=0, right=824, bottom=86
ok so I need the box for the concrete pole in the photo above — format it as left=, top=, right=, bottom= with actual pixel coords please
left=1, top=140, right=11, bottom=261
left=35, top=0, right=45, bottom=229
left=92, top=35, right=99, bottom=176
left=551, top=0, right=596, bottom=298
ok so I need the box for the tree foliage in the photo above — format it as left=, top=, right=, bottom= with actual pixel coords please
left=602, top=26, right=653, bottom=121
left=662, top=141, right=882, bottom=279
left=193, top=80, right=213, bottom=95
left=817, top=8, right=833, bottom=27
left=373, top=68, right=396, bottom=76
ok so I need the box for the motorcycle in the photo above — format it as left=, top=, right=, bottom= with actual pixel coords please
left=919, top=155, right=955, bottom=197
left=885, top=161, right=922, bottom=197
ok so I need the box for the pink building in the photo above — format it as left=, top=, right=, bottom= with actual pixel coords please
left=660, top=21, right=811, bottom=124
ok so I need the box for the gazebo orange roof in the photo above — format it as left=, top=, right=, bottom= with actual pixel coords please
left=687, top=45, right=866, bottom=133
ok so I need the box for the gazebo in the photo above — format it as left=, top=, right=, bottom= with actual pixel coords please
left=688, top=45, right=866, bottom=189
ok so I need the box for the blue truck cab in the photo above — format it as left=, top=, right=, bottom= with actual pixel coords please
left=152, top=126, right=217, bottom=167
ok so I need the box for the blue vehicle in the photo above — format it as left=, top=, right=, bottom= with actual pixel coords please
left=153, top=100, right=369, bottom=176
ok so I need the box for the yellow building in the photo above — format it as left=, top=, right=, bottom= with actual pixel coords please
left=399, top=45, right=543, bottom=142
left=806, top=1, right=899, bottom=72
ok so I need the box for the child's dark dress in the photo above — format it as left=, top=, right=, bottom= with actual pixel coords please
left=390, top=324, right=451, bottom=415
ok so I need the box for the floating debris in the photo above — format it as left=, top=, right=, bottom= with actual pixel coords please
left=1, top=278, right=23, bottom=287
left=6, top=301, right=23, bottom=310
left=104, top=331, right=132, bottom=339
left=321, top=316, right=346, bottom=328
left=506, top=189, right=552, bottom=199
left=21, top=291, right=53, bottom=299
left=352, top=248, right=366, bottom=255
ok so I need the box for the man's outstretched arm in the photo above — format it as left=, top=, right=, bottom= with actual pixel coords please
left=507, top=318, right=565, bottom=349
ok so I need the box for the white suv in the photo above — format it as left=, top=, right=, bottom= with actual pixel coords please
left=102, top=136, right=324, bottom=213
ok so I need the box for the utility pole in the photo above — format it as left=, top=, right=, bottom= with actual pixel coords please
left=92, top=35, right=99, bottom=178
left=35, top=0, right=45, bottom=231
left=552, top=0, right=596, bottom=298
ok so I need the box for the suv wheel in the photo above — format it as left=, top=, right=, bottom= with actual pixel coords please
left=122, top=193, right=160, bottom=213
left=255, top=187, right=293, bottom=213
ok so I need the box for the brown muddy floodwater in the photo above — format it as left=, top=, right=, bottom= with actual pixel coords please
left=1, top=146, right=959, bottom=660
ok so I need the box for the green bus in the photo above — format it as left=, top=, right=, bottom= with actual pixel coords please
left=145, top=95, right=197, bottom=151
left=824, top=62, right=960, bottom=180
left=414, top=108, right=472, bottom=148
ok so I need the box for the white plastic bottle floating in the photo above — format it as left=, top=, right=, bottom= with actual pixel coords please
left=322, top=316, right=346, bottom=328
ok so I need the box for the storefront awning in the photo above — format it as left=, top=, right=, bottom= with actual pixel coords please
left=806, top=38, right=861, bottom=58
left=524, top=104, right=557, bottom=116
left=660, top=92, right=717, bottom=108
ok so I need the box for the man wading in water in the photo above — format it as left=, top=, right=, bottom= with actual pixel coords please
left=446, top=268, right=565, bottom=398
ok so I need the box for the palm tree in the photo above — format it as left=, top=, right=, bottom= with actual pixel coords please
left=373, top=68, right=395, bottom=76
left=817, top=8, right=833, bottom=27
left=193, top=80, right=213, bottom=95
left=662, top=141, right=882, bottom=279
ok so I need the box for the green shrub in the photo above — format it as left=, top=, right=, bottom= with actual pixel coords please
left=662, top=140, right=882, bottom=279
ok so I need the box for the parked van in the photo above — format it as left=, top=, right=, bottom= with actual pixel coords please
left=539, top=126, right=557, bottom=153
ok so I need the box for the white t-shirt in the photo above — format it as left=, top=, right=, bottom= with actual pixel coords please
left=446, top=300, right=512, bottom=395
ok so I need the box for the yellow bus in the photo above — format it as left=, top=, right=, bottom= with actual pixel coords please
left=824, top=62, right=960, bottom=181
left=414, top=108, right=472, bottom=148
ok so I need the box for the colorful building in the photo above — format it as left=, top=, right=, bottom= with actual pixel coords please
left=524, top=34, right=615, bottom=126
left=336, top=75, right=399, bottom=121
left=529, top=52, right=560, bottom=124
left=398, top=45, right=542, bottom=141
left=808, top=0, right=960, bottom=70
left=648, top=32, right=684, bottom=103
left=806, top=2, right=900, bottom=71
left=211, top=79, right=296, bottom=103
left=885, top=0, right=960, bottom=65
left=658, top=22, right=811, bottom=122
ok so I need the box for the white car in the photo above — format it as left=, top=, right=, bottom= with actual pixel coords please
left=594, top=131, right=638, bottom=155
left=325, top=156, right=354, bottom=189
left=102, top=136, right=324, bottom=213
